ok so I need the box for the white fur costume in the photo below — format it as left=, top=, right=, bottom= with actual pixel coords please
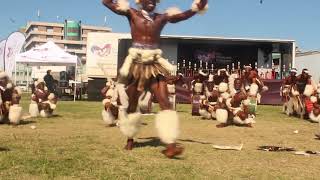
left=30, top=80, right=57, bottom=118
left=119, top=48, right=174, bottom=78
left=102, top=81, right=118, bottom=126
left=155, top=110, right=179, bottom=144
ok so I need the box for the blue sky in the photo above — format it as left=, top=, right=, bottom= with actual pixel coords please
left=0, top=0, right=319, bottom=50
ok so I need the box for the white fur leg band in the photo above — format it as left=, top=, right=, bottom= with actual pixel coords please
left=155, top=110, right=179, bottom=144
left=191, top=0, right=209, bottom=14
left=199, top=109, right=211, bottom=119
left=29, top=102, right=39, bottom=117
left=9, top=105, right=23, bottom=125
left=119, top=112, right=142, bottom=138
left=216, top=109, right=228, bottom=124
left=102, top=110, right=115, bottom=125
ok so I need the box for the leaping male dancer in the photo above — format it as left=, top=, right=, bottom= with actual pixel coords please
left=102, top=0, right=208, bottom=158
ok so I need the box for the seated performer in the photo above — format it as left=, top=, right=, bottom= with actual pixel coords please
left=309, top=94, right=320, bottom=123
left=242, top=65, right=268, bottom=115
left=191, top=70, right=208, bottom=116
left=29, top=79, right=57, bottom=118
left=281, top=68, right=300, bottom=116
left=215, top=69, right=231, bottom=128
left=296, top=69, right=315, bottom=119
left=0, top=71, right=23, bottom=125
left=199, top=73, right=216, bottom=119
left=101, top=79, right=119, bottom=127
left=102, top=0, right=208, bottom=158
left=227, top=78, right=255, bottom=127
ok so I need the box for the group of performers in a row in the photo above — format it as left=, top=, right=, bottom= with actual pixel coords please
left=0, top=71, right=58, bottom=125
left=281, top=68, right=320, bottom=123
left=192, top=66, right=268, bottom=128
left=100, top=65, right=269, bottom=129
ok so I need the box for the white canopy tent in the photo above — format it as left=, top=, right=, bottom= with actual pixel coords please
left=15, top=41, right=80, bottom=101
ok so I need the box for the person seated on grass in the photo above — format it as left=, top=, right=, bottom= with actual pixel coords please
left=281, top=68, right=300, bottom=116
left=29, top=79, right=57, bottom=118
left=0, top=71, right=23, bottom=125
left=101, top=79, right=119, bottom=127
left=227, top=78, right=255, bottom=128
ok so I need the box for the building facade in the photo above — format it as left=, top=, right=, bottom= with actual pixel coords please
left=24, top=21, right=112, bottom=64
left=14, top=21, right=111, bottom=88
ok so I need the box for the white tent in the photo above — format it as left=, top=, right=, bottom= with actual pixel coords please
left=15, top=41, right=80, bottom=101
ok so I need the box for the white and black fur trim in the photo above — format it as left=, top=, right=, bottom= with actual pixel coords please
left=9, top=105, right=22, bottom=125
left=119, top=48, right=174, bottom=77
left=102, top=109, right=116, bottom=125
left=40, top=110, right=50, bottom=118
left=29, top=102, right=39, bottom=117
left=116, top=83, right=129, bottom=109
left=155, top=110, right=179, bottom=144
left=309, top=111, right=320, bottom=123
left=138, top=91, right=152, bottom=112
left=199, top=109, right=211, bottom=119
left=233, top=115, right=255, bottom=125
left=216, top=109, right=228, bottom=124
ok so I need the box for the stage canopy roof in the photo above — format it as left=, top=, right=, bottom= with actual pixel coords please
left=15, top=41, right=79, bottom=66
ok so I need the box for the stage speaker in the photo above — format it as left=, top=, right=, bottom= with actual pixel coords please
left=59, top=71, right=68, bottom=87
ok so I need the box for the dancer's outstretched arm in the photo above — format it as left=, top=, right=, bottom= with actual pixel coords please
left=102, top=0, right=131, bottom=16
left=166, top=0, right=208, bottom=23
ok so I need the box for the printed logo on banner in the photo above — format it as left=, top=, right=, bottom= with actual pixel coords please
left=90, top=44, right=112, bottom=57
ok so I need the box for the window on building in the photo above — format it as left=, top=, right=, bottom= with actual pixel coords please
left=33, top=27, right=38, bottom=31
left=47, top=27, right=54, bottom=33
left=47, top=35, right=54, bottom=40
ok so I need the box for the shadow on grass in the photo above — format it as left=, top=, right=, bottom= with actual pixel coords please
left=48, top=114, right=62, bottom=118
left=136, top=137, right=163, bottom=148
left=19, top=120, right=36, bottom=125
left=0, top=147, right=10, bottom=152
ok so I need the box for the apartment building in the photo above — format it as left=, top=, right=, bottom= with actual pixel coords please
left=24, top=21, right=112, bottom=64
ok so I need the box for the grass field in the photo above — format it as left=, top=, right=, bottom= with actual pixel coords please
left=0, top=94, right=319, bottom=179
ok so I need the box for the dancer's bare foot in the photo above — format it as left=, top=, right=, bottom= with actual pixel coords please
left=124, top=139, right=134, bottom=150
left=162, top=143, right=184, bottom=159
left=245, top=123, right=253, bottom=128
left=216, top=123, right=228, bottom=128
left=315, top=133, right=320, bottom=139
